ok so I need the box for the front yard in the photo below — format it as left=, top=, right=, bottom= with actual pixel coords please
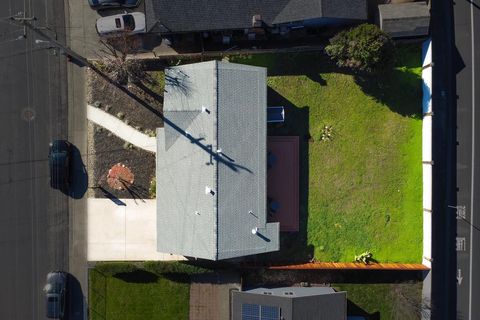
left=232, top=44, right=423, bottom=263
left=89, top=265, right=190, bottom=320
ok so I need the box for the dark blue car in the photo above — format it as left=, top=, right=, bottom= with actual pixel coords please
left=48, top=140, right=71, bottom=189
left=88, top=0, right=142, bottom=9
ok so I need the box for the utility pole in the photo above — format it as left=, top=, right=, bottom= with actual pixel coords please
left=10, top=13, right=35, bottom=38
left=8, top=13, right=89, bottom=66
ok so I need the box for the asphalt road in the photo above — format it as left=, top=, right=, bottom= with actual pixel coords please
left=0, top=0, right=73, bottom=319
left=428, top=0, right=457, bottom=317
left=455, top=0, right=480, bottom=319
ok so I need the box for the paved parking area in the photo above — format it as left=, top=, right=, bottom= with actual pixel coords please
left=87, top=198, right=184, bottom=261
left=66, top=0, right=146, bottom=58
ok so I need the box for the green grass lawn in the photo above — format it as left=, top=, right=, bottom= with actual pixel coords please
left=89, top=269, right=190, bottom=320
left=333, top=283, right=423, bottom=320
left=232, top=44, right=423, bottom=263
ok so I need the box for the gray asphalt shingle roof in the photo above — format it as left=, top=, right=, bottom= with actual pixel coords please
left=156, top=61, right=279, bottom=260
left=378, top=2, right=430, bottom=38
left=232, top=287, right=347, bottom=320
left=145, top=0, right=367, bottom=33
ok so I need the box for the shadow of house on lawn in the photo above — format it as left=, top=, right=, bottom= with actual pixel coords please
left=244, top=87, right=313, bottom=264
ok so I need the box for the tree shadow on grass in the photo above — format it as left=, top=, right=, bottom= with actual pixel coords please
left=354, top=68, right=423, bottom=119
left=114, top=270, right=159, bottom=283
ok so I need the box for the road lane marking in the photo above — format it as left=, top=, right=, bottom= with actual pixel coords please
left=469, top=0, right=476, bottom=318
left=457, top=237, right=467, bottom=251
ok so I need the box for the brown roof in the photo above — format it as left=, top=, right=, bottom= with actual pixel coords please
left=267, top=136, right=299, bottom=232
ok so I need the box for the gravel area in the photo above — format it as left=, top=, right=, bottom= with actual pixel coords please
left=86, top=69, right=164, bottom=132
left=88, top=122, right=155, bottom=199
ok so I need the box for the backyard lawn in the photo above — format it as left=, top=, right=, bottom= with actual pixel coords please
left=232, top=44, right=423, bottom=263
left=89, top=268, right=190, bottom=320
left=334, top=283, right=423, bottom=320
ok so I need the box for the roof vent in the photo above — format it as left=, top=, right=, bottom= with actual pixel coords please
left=205, top=186, right=215, bottom=195
left=194, top=211, right=200, bottom=215
left=201, top=106, right=210, bottom=114
left=252, top=14, right=262, bottom=28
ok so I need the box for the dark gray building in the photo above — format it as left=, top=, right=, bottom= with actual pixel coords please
left=145, top=0, right=367, bottom=34
left=232, top=287, right=347, bottom=320
left=378, top=1, right=430, bottom=38
left=156, top=61, right=280, bottom=261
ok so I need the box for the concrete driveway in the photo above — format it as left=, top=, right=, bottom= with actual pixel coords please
left=87, top=198, right=184, bottom=261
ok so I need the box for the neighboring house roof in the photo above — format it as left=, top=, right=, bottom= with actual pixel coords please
left=378, top=1, right=430, bottom=38
left=232, top=287, right=347, bottom=320
left=156, top=60, right=280, bottom=261
left=145, top=0, right=367, bottom=33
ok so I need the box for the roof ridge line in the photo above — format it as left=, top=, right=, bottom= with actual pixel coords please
left=214, top=60, right=219, bottom=260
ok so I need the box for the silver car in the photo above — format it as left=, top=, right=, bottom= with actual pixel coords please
left=96, top=12, right=146, bottom=36
left=44, top=271, right=67, bottom=319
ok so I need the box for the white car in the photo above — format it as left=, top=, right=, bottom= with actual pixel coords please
left=96, top=12, right=146, bottom=36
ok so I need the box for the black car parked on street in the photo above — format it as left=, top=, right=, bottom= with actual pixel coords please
left=48, top=140, right=71, bottom=189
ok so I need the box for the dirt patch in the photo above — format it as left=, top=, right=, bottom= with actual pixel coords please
left=89, top=123, right=155, bottom=199
left=86, top=69, right=164, bottom=132
left=189, top=273, right=241, bottom=320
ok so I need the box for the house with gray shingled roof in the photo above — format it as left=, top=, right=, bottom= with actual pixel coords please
left=156, top=60, right=280, bottom=261
left=232, top=287, right=347, bottom=320
left=378, top=1, right=430, bottom=38
left=145, top=0, right=367, bottom=34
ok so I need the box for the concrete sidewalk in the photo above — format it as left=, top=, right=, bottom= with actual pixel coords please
left=87, top=104, right=156, bottom=152
left=87, top=198, right=185, bottom=261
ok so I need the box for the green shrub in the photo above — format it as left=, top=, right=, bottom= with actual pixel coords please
left=95, top=262, right=139, bottom=276
left=325, top=24, right=394, bottom=72
left=143, top=261, right=209, bottom=275
left=149, top=177, right=156, bottom=198
left=354, top=251, right=374, bottom=265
